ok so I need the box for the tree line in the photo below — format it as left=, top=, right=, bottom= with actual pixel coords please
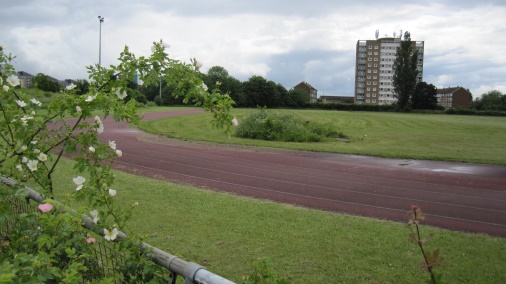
left=140, top=66, right=310, bottom=108
left=26, top=50, right=506, bottom=111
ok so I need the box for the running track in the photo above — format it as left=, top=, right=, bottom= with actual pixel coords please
left=98, top=109, right=506, bottom=237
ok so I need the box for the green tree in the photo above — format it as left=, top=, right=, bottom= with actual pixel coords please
left=32, top=73, right=61, bottom=92
left=203, top=66, right=246, bottom=107
left=473, top=90, right=506, bottom=111
left=393, top=31, right=419, bottom=110
left=411, top=81, right=438, bottom=110
left=73, top=79, right=89, bottom=96
left=140, top=81, right=163, bottom=102
left=207, top=65, right=229, bottom=77
left=285, top=88, right=310, bottom=107
left=243, top=75, right=268, bottom=107
left=161, top=84, right=184, bottom=105
left=242, top=76, right=281, bottom=108
left=266, top=80, right=282, bottom=108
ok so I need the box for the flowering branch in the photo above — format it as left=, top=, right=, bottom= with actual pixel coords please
left=1, top=40, right=235, bottom=281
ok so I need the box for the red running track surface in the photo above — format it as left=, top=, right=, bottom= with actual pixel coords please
left=97, top=109, right=506, bottom=237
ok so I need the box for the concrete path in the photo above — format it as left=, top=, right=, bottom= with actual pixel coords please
left=99, top=109, right=506, bottom=237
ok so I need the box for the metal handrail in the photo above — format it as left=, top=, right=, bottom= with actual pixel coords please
left=1, top=176, right=236, bottom=284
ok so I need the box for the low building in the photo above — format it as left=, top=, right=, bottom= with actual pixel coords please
left=293, top=81, right=318, bottom=103
left=436, top=87, right=472, bottom=109
left=16, top=71, right=34, bottom=88
left=320, top=96, right=354, bottom=104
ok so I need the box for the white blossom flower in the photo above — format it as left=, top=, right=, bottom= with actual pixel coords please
left=66, top=83, right=76, bottom=90
left=115, top=149, right=122, bottom=157
left=96, top=122, right=104, bottom=133
left=115, top=88, right=127, bottom=100
left=6, top=75, right=20, bottom=87
left=195, top=60, right=203, bottom=69
left=73, top=176, right=86, bottom=191
left=31, top=140, right=38, bottom=145
left=20, top=116, right=33, bottom=125
left=201, top=83, right=208, bottom=92
left=76, top=105, right=82, bottom=113
left=232, top=118, right=238, bottom=126
left=94, top=117, right=104, bottom=134
left=16, top=164, right=23, bottom=171
left=85, top=95, right=95, bottom=102
left=3, top=85, right=8, bottom=92
left=104, top=228, right=119, bottom=241
left=108, top=140, right=116, bottom=150
left=27, top=160, right=38, bottom=171
left=16, top=100, right=27, bottom=107
left=31, top=111, right=35, bottom=115
left=38, top=153, right=47, bottom=162
left=108, top=189, right=117, bottom=197
left=22, top=157, right=28, bottom=163
left=90, top=210, right=99, bottom=224
left=33, top=149, right=40, bottom=154
left=30, top=98, right=42, bottom=107
left=88, top=146, right=95, bottom=153
left=21, top=145, right=27, bottom=152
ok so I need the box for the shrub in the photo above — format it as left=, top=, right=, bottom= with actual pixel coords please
left=234, top=108, right=345, bottom=142
left=154, top=96, right=163, bottom=106
left=1, top=40, right=235, bottom=282
left=145, top=101, right=157, bottom=107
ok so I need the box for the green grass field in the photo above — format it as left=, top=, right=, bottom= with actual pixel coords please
left=50, top=158, right=506, bottom=283
left=8, top=101, right=506, bottom=282
left=138, top=108, right=506, bottom=165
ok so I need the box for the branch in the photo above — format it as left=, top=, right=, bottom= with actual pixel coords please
left=12, top=90, right=27, bottom=115
left=47, top=116, right=83, bottom=184
left=0, top=101, right=15, bottom=144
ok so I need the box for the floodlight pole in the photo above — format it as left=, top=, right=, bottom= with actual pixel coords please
left=98, top=16, right=104, bottom=66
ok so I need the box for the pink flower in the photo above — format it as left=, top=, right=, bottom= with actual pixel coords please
left=38, top=203, right=53, bottom=213
left=86, top=237, right=96, bottom=244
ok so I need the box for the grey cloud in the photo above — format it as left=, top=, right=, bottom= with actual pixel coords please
left=266, top=49, right=355, bottom=96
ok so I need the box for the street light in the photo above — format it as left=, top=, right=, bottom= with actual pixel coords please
left=152, top=40, right=169, bottom=100
left=98, top=16, right=104, bottom=66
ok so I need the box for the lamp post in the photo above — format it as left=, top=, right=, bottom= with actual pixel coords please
left=98, top=16, right=104, bottom=66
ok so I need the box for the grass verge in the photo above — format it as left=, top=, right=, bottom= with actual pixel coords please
left=49, top=158, right=506, bottom=283
left=138, top=108, right=506, bottom=165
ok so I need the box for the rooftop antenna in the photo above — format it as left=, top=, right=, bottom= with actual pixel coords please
left=375, top=29, right=379, bottom=39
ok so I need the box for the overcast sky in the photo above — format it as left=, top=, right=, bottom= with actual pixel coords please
left=1, top=0, right=505, bottom=97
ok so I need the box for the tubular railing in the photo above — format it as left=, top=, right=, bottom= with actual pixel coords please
left=1, top=176, right=236, bottom=284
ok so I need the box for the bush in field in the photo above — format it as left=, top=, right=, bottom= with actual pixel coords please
left=234, top=108, right=345, bottom=142
left=0, top=40, right=234, bottom=282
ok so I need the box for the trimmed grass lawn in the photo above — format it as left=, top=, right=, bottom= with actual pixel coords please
left=50, top=158, right=506, bottom=284
left=138, top=108, right=506, bottom=165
